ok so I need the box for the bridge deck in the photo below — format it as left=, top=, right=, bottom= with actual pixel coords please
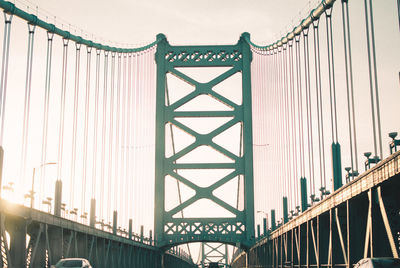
left=255, top=150, right=400, bottom=246
left=0, top=199, right=155, bottom=250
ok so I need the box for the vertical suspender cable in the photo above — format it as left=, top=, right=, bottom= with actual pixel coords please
left=0, top=13, right=12, bottom=146
left=256, top=51, right=260, bottom=205
left=270, top=50, right=275, bottom=212
left=363, top=0, right=383, bottom=160
left=397, top=0, right=400, bottom=31
left=141, top=52, right=146, bottom=227
left=288, top=41, right=299, bottom=208
left=325, top=6, right=343, bottom=191
left=312, top=19, right=327, bottom=194
left=132, top=53, right=138, bottom=228
left=341, top=0, right=358, bottom=177
left=131, top=53, right=138, bottom=227
left=133, top=51, right=138, bottom=227
left=91, top=49, right=101, bottom=207
left=260, top=50, right=267, bottom=210
left=279, top=46, right=287, bottom=219
left=20, top=23, right=36, bottom=189
left=282, top=45, right=292, bottom=210
left=303, top=27, right=316, bottom=199
left=82, top=46, right=92, bottom=214
left=295, top=36, right=305, bottom=180
left=108, top=52, right=115, bottom=218
left=274, top=50, right=282, bottom=215
left=57, top=39, right=69, bottom=182
left=326, top=7, right=339, bottom=146
left=276, top=48, right=285, bottom=206
left=70, top=43, right=81, bottom=211
left=268, top=50, right=276, bottom=212
left=114, top=53, right=121, bottom=214
left=125, top=54, right=132, bottom=224
left=120, top=54, right=127, bottom=226
left=100, top=51, right=109, bottom=222
left=39, top=32, right=54, bottom=205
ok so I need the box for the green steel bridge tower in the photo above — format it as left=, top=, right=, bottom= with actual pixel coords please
left=154, top=33, right=255, bottom=249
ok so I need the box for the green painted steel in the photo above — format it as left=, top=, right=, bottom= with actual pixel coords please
left=262, top=218, right=267, bottom=236
left=200, top=243, right=229, bottom=268
left=0, top=0, right=160, bottom=52
left=270, top=210, right=276, bottom=231
left=154, top=33, right=255, bottom=249
left=332, top=142, right=343, bottom=191
left=282, top=197, right=288, bottom=224
left=300, top=177, right=308, bottom=212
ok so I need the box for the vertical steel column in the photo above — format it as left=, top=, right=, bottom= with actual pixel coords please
left=283, top=197, right=288, bottom=224
left=301, top=178, right=308, bottom=212
left=271, top=209, right=276, bottom=231
left=154, top=34, right=167, bottom=245
left=113, top=211, right=117, bottom=235
left=8, top=218, right=27, bottom=267
left=241, top=32, right=256, bottom=243
left=263, top=217, right=267, bottom=236
left=90, top=198, right=96, bottom=227
left=128, top=218, right=133, bottom=240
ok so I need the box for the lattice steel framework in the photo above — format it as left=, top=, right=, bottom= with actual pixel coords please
left=200, top=243, right=229, bottom=268
left=154, top=33, right=255, bottom=249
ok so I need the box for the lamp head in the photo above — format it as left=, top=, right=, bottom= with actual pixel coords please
left=389, top=132, right=398, bottom=139
left=364, top=152, right=372, bottom=158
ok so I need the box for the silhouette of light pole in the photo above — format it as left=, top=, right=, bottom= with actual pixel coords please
left=27, top=162, right=57, bottom=208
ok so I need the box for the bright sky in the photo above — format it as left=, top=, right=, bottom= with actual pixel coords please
left=1, top=0, right=399, bottom=264
left=17, top=0, right=324, bottom=45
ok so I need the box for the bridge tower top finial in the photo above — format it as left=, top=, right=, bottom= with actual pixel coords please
left=156, top=33, right=167, bottom=42
left=240, top=32, right=251, bottom=41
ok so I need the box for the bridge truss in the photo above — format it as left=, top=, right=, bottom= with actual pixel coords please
left=154, top=33, right=255, bottom=249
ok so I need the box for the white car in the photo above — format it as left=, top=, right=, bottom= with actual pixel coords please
left=354, top=258, right=400, bottom=268
left=51, top=258, right=92, bottom=268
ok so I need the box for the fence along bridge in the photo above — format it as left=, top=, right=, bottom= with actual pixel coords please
left=0, top=0, right=398, bottom=267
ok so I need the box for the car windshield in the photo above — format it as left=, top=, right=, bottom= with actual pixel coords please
left=56, top=260, right=83, bottom=267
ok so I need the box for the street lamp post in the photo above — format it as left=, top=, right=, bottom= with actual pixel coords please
left=29, top=162, right=57, bottom=208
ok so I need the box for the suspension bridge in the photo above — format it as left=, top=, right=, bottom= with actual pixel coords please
left=0, top=0, right=398, bottom=267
